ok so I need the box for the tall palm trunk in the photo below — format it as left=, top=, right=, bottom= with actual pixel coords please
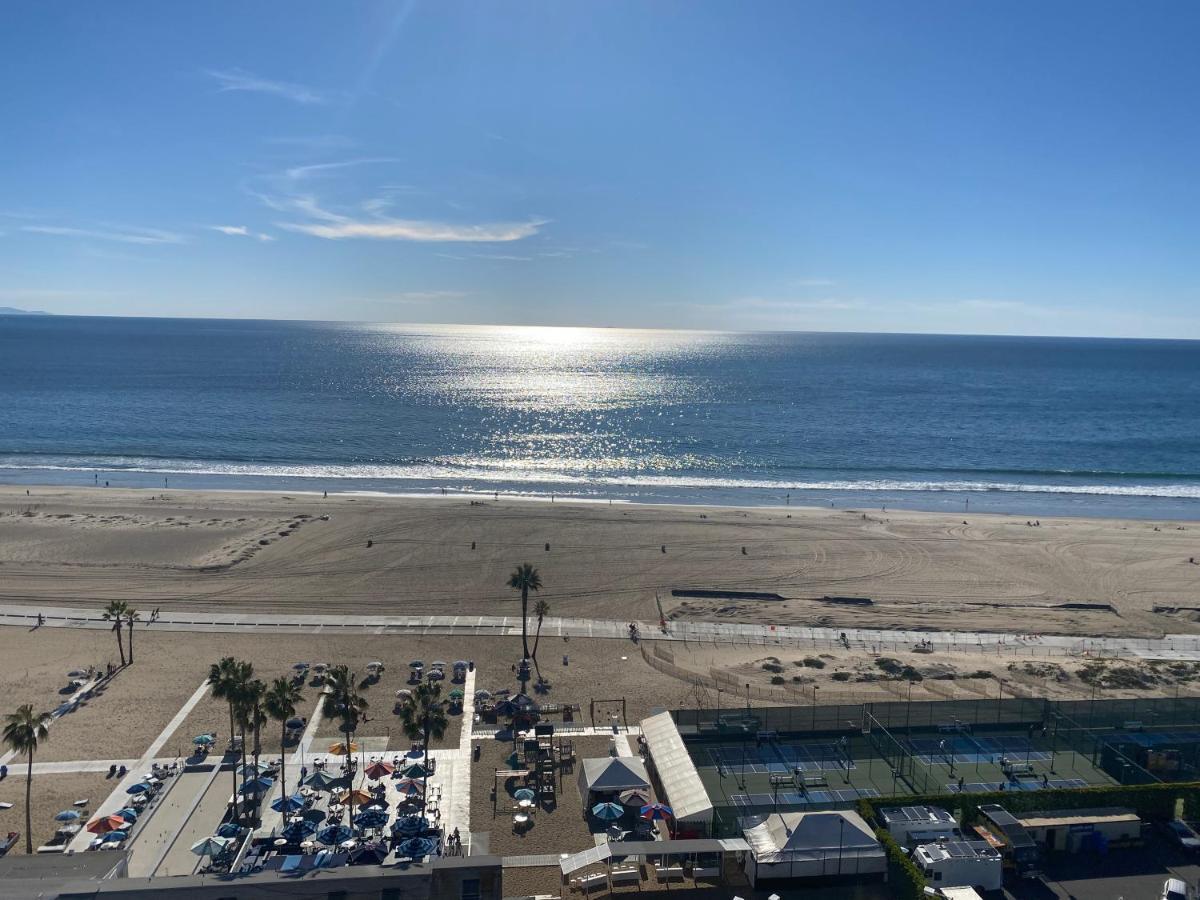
left=278, top=722, right=288, bottom=814
left=344, top=723, right=354, bottom=824
left=520, top=586, right=530, bottom=659
left=252, top=721, right=262, bottom=824
left=126, top=617, right=134, bottom=665
left=24, top=748, right=33, bottom=855
left=226, top=700, right=238, bottom=823
left=114, top=622, right=126, bottom=667
left=421, top=713, right=431, bottom=816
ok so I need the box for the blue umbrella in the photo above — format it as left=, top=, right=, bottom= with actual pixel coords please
left=353, top=810, right=389, bottom=829
left=281, top=819, right=318, bottom=841
left=591, top=802, right=624, bottom=821
left=241, top=762, right=271, bottom=778
left=390, top=815, right=428, bottom=836
left=317, top=824, right=354, bottom=846
left=285, top=717, right=305, bottom=730
left=192, top=734, right=214, bottom=746
left=398, top=836, right=437, bottom=858
left=54, top=809, right=81, bottom=822
left=513, top=788, right=536, bottom=802
left=271, top=792, right=305, bottom=813
left=349, top=842, right=389, bottom=865
left=104, top=830, right=129, bottom=841
left=216, top=822, right=241, bottom=838
left=241, top=776, right=275, bottom=795
left=126, top=782, right=152, bottom=795
left=116, top=808, right=139, bottom=822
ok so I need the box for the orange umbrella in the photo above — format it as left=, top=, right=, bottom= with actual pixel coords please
left=364, top=761, right=393, bottom=780
left=337, top=788, right=374, bottom=806
left=87, top=815, right=127, bottom=834
left=328, top=741, right=358, bottom=755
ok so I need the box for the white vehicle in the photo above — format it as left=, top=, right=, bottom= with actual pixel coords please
left=912, top=840, right=1003, bottom=893
left=1161, top=877, right=1189, bottom=900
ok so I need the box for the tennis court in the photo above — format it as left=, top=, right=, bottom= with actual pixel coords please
left=908, top=733, right=1052, bottom=766
left=706, top=738, right=854, bottom=774
left=946, top=777, right=1090, bottom=794
left=729, top=786, right=881, bottom=808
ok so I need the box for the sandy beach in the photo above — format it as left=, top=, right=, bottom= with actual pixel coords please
left=1, top=485, right=1198, bottom=638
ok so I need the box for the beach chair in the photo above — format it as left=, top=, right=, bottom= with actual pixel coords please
left=279, top=854, right=304, bottom=873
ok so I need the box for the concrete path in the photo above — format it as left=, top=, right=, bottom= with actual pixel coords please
left=67, top=679, right=211, bottom=853
left=124, top=768, right=217, bottom=877
left=2, top=602, right=1198, bottom=661
left=150, top=769, right=229, bottom=877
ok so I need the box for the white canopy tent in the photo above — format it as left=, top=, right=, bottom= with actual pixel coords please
left=578, top=756, right=650, bottom=802
left=742, top=810, right=885, bottom=885
left=640, top=712, right=713, bottom=830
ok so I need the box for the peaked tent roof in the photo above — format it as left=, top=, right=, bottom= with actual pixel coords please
left=743, top=811, right=881, bottom=864
left=579, top=756, right=650, bottom=794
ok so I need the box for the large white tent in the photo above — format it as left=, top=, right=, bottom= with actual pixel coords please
left=578, top=756, right=650, bottom=802
left=640, top=712, right=713, bottom=831
left=742, top=810, right=885, bottom=885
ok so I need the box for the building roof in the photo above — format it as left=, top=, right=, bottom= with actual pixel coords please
left=579, top=756, right=650, bottom=793
left=880, top=805, right=956, bottom=826
left=640, top=711, right=714, bottom=823
left=1016, top=807, right=1140, bottom=828
left=742, top=810, right=882, bottom=864
left=914, top=840, right=1001, bottom=863
left=559, top=838, right=749, bottom=875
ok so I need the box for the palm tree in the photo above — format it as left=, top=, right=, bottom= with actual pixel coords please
left=507, top=563, right=542, bottom=661
left=3, top=705, right=51, bottom=854
left=124, top=607, right=140, bottom=665
left=323, top=666, right=368, bottom=824
left=101, top=600, right=130, bottom=666
left=209, top=657, right=253, bottom=823
left=531, top=599, right=551, bottom=664
left=264, top=677, right=304, bottom=813
left=237, top=679, right=267, bottom=823
left=397, top=681, right=448, bottom=817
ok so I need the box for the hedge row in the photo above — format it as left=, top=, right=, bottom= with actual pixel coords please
left=871, top=825, right=926, bottom=900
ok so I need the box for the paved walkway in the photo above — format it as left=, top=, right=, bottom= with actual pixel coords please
left=2, top=602, right=1198, bottom=661
left=67, top=679, right=211, bottom=853
left=149, top=768, right=228, bottom=877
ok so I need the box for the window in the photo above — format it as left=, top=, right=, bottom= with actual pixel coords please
left=461, top=877, right=481, bottom=900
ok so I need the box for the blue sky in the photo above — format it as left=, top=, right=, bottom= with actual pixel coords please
left=2, top=1, right=1198, bottom=337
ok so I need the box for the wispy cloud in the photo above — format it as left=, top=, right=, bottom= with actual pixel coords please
left=793, top=277, right=836, bottom=288
left=22, top=224, right=185, bottom=245
left=206, top=68, right=333, bottom=105
left=209, top=224, right=275, bottom=242
left=283, top=158, right=400, bottom=181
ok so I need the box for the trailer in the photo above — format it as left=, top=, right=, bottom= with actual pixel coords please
left=976, top=804, right=1041, bottom=878
left=879, top=806, right=959, bottom=846
left=1015, top=807, right=1143, bottom=853
left=913, top=839, right=1003, bottom=892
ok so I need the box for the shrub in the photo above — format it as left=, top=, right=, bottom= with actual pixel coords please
left=800, top=657, right=826, bottom=669
left=761, top=662, right=784, bottom=674
left=875, top=657, right=903, bottom=676
left=770, top=675, right=785, bottom=685
left=831, top=672, right=852, bottom=682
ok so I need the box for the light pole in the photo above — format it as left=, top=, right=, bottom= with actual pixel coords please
left=812, top=686, right=819, bottom=732
left=996, top=678, right=1006, bottom=722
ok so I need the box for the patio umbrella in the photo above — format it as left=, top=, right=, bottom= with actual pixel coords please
left=54, top=809, right=81, bottom=822
left=317, top=824, right=354, bottom=846
left=353, top=809, right=389, bottom=829
left=512, top=693, right=536, bottom=709
left=67, top=669, right=89, bottom=679
left=397, top=836, right=437, bottom=858
left=349, top=843, right=389, bottom=866
left=395, top=778, right=425, bottom=797
left=395, top=688, right=413, bottom=699
left=285, top=717, right=305, bottom=730
left=474, top=689, right=492, bottom=701
left=367, top=660, right=384, bottom=669
left=431, top=660, right=448, bottom=669
left=591, top=802, right=624, bottom=821
left=338, top=788, right=374, bottom=806
left=190, top=835, right=232, bottom=857
left=102, top=830, right=128, bottom=843
left=88, top=815, right=128, bottom=835
left=453, top=660, right=469, bottom=669
left=448, top=689, right=464, bottom=700
left=391, top=815, right=429, bottom=836
left=619, top=789, right=650, bottom=807
left=426, top=668, right=444, bottom=680
left=302, top=769, right=338, bottom=791
left=241, top=762, right=271, bottom=777
left=281, top=819, right=318, bottom=841
left=364, top=760, right=393, bottom=780
left=215, top=822, right=241, bottom=838
left=495, top=700, right=517, bottom=717
left=192, top=734, right=214, bottom=746
left=240, top=777, right=275, bottom=796
left=271, top=793, right=305, bottom=813
left=640, top=803, right=674, bottom=821
left=329, top=740, right=358, bottom=755
left=408, top=660, right=424, bottom=670
left=398, top=763, right=428, bottom=779
left=292, top=662, right=309, bottom=672
left=513, top=788, right=536, bottom=802
left=313, top=663, right=329, bottom=672
left=116, top=808, right=139, bottom=822
left=125, top=782, right=152, bottom=795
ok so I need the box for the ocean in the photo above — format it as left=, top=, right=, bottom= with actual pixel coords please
left=2, top=316, right=1199, bottom=519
